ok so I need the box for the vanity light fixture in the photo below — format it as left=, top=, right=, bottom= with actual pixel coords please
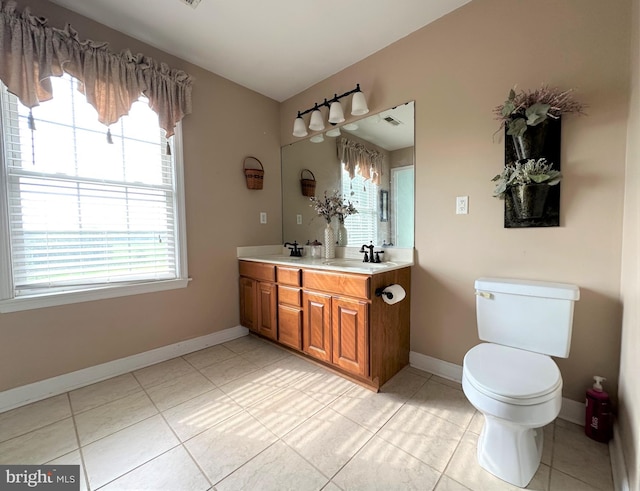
left=292, top=84, right=369, bottom=137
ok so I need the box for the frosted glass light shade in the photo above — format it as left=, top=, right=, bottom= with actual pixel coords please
left=310, top=134, right=324, bottom=143
left=325, top=127, right=341, bottom=137
left=351, top=91, right=369, bottom=116
left=309, top=109, right=325, bottom=131
left=293, top=116, right=308, bottom=137
left=328, top=101, right=345, bottom=124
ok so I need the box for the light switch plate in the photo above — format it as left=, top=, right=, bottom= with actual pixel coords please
left=296, top=214, right=302, bottom=225
left=260, top=212, right=267, bottom=224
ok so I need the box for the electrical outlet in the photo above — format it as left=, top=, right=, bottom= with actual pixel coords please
left=456, top=196, right=469, bottom=215
left=260, top=212, right=267, bottom=224
left=296, top=214, right=302, bottom=225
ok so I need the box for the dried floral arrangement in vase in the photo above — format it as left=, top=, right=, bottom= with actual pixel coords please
left=309, top=191, right=358, bottom=254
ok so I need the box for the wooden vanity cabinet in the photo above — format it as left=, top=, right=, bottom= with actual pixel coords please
left=239, top=261, right=277, bottom=340
left=239, top=260, right=410, bottom=390
left=302, top=270, right=370, bottom=377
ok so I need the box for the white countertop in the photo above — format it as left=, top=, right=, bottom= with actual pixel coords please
left=237, top=245, right=414, bottom=275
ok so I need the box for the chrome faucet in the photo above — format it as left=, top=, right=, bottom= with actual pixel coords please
left=284, top=241, right=303, bottom=257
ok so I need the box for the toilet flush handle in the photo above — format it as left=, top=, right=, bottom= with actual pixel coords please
left=475, top=290, right=493, bottom=299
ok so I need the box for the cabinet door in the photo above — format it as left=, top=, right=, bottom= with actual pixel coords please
left=332, top=297, right=369, bottom=377
left=239, top=276, right=257, bottom=332
left=257, top=281, right=277, bottom=340
left=302, top=291, right=332, bottom=362
left=278, top=305, right=302, bottom=350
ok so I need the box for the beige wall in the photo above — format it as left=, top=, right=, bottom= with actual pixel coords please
left=619, top=0, right=640, bottom=486
left=281, top=0, right=631, bottom=404
left=0, top=0, right=282, bottom=391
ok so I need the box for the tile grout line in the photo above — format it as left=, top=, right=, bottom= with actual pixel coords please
left=213, top=367, right=346, bottom=485
left=207, top=408, right=283, bottom=488
left=0, top=396, right=71, bottom=445
left=138, top=373, right=214, bottom=490
left=79, top=365, right=210, bottom=490
left=66, top=392, right=91, bottom=491
left=319, top=374, right=438, bottom=488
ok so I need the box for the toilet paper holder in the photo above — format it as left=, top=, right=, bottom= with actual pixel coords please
left=375, top=286, right=394, bottom=300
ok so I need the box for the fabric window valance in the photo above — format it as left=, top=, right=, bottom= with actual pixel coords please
left=337, top=137, right=383, bottom=186
left=0, top=1, right=192, bottom=137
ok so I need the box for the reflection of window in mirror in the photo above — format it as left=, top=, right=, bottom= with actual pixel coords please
left=341, top=168, right=378, bottom=245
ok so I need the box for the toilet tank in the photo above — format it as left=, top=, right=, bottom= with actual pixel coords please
left=475, top=277, right=580, bottom=358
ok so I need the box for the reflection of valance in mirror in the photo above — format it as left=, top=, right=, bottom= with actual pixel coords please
left=338, top=137, right=383, bottom=185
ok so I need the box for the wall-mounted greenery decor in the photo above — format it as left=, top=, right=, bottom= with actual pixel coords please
left=493, top=86, right=584, bottom=228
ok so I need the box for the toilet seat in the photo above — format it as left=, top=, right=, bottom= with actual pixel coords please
left=463, top=343, right=562, bottom=406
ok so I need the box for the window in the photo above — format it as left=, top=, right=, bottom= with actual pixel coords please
left=0, top=75, right=188, bottom=313
left=341, top=168, right=378, bottom=245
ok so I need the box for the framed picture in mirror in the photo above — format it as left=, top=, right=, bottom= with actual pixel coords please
left=380, top=190, right=389, bottom=222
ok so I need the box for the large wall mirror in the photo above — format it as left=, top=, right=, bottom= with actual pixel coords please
left=281, top=101, right=415, bottom=248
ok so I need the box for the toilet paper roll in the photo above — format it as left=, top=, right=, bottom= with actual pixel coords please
left=382, top=284, right=406, bottom=305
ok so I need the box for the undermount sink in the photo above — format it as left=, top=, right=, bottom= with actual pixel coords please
left=322, top=259, right=398, bottom=268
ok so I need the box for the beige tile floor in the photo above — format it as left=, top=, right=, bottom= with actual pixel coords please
left=0, top=334, right=615, bottom=491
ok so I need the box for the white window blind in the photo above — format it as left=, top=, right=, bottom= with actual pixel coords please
left=341, top=168, right=378, bottom=246
left=0, top=75, right=186, bottom=301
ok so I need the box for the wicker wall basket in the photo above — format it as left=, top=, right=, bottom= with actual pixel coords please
left=300, top=169, right=316, bottom=197
left=243, top=156, right=264, bottom=190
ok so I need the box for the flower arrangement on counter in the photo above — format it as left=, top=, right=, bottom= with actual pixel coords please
left=310, top=191, right=358, bottom=223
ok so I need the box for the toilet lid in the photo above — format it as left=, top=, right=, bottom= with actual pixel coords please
left=463, top=343, right=561, bottom=403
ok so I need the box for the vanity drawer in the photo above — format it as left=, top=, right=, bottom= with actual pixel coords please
left=278, top=285, right=301, bottom=307
left=239, top=261, right=275, bottom=282
left=277, top=266, right=301, bottom=286
left=303, top=270, right=370, bottom=300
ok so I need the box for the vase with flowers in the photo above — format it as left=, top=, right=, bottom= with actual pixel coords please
left=309, top=191, right=358, bottom=257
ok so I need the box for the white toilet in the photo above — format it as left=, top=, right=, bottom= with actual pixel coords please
left=462, top=277, right=580, bottom=487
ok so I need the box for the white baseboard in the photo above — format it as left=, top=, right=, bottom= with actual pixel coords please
left=610, top=422, right=630, bottom=491
left=409, top=350, right=585, bottom=424
left=0, top=325, right=249, bottom=413
left=409, top=350, right=463, bottom=383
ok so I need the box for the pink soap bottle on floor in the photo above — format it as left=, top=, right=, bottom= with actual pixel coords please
left=585, top=376, right=612, bottom=443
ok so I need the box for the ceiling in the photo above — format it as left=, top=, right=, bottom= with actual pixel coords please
left=49, top=0, right=471, bottom=102
left=343, top=101, right=414, bottom=151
